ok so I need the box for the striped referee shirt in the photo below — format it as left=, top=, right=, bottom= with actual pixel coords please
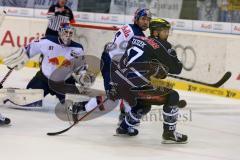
left=46, top=4, right=75, bottom=36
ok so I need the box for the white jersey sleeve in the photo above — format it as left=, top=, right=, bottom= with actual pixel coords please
left=25, top=40, right=44, bottom=58
left=108, top=24, right=135, bottom=59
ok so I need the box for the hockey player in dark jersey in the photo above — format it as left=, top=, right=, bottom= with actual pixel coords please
left=69, top=8, right=152, bottom=123
left=101, top=8, right=152, bottom=93
left=111, top=18, right=188, bottom=144
left=100, top=8, right=152, bottom=121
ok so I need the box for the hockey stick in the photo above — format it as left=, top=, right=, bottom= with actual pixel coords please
left=168, top=71, right=231, bottom=88
left=0, top=10, right=8, bottom=89
left=47, top=98, right=109, bottom=136
left=3, top=99, right=42, bottom=108
left=0, top=68, right=14, bottom=89
left=0, top=10, right=6, bottom=27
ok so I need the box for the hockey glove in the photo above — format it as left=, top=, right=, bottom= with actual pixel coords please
left=3, top=48, right=29, bottom=70
left=72, top=70, right=96, bottom=88
left=153, top=62, right=168, bottom=79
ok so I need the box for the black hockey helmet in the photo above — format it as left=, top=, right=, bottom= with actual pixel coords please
left=149, top=18, right=171, bottom=35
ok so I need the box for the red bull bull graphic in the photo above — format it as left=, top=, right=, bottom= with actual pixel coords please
left=48, top=56, right=71, bottom=67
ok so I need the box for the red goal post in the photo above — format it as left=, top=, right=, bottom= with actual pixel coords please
left=69, top=23, right=120, bottom=58
left=70, top=23, right=119, bottom=31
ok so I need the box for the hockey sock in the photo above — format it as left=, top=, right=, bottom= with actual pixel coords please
left=162, top=105, right=179, bottom=131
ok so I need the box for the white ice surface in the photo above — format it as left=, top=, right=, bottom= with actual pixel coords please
left=0, top=65, right=240, bottom=160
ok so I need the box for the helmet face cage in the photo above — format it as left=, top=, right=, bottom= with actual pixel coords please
left=58, top=23, right=75, bottom=46
left=134, top=8, right=152, bottom=21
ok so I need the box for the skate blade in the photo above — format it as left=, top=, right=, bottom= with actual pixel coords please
left=0, top=123, right=11, bottom=127
left=161, top=139, right=188, bottom=144
left=113, top=133, right=136, bottom=137
left=116, top=123, right=140, bottom=128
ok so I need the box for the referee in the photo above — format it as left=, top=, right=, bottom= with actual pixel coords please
left=46, top=0, right=75, bottom=36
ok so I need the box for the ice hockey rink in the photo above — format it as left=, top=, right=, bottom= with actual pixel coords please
left=0, top=65, right=240, bottom=160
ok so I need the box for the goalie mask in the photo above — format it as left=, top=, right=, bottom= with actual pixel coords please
left=58, top=23, right=74, bottom=46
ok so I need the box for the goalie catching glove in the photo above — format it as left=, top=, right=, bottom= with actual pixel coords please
left=72, top=68, right=96, bottom=88
left=3, top=48, right=29, bottom=70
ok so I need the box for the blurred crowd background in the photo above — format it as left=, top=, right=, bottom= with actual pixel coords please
left=1, top=0, right=240, bottom=23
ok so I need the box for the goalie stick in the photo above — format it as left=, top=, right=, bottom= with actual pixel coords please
left=3, top=99, right=42, bottom=108
left=168, top=71, right=231, bottom=88
left=47, top=98, right=108, bottom=136
left=0, top=68, right=14, bottom=89
left=0, top=10, right=6, bottom=27
left=0, top=10, right=6, bottom=76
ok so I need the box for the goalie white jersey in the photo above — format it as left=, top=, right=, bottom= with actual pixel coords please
left=26, top=36, right=84, bottom=78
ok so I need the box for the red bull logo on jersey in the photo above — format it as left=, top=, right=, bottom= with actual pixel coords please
left=121, top=26, right=131, bottom=38
left=48, top=56, right=71, bottom=67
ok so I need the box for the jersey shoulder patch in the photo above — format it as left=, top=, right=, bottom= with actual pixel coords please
left=120, top=24, right=133, bottom=38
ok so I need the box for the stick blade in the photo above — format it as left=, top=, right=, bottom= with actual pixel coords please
left=212, top=71, right=232, bottom=87
left=47, top=126, right=72, bottom=136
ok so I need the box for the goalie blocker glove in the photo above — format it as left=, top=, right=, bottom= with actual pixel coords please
left=72, top=70, right=96, bottom=88
left=3, top=48, right=29, bottom=70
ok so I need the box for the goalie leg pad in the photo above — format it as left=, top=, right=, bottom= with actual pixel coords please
left=0, top=88, right=43, bottom=106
